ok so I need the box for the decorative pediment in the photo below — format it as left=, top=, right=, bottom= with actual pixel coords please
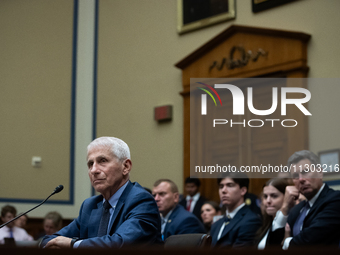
left=176, top=25, right=311, bottom=89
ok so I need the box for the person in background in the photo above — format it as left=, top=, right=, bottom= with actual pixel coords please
left=36, top=211, right=63, bottom=241
left=210, top=173, right=262, bottom=248
left=15, top=214, right=28, bottom=229
left=0, top=205, right=33, bottom=244
left=15, top=214, right=34, bottom=240
left=200, top=201, right=221, bottom=234
left=152, top=179, right=205, bottom=241
left=43, top=211, right=63, bottom=236
left=179, top=177, right=206, bottom=221
left=281, top=150, right=340, bottom=249
left=256, top=178, right=290, bottom=249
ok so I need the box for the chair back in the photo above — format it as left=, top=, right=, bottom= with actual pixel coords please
left=164, top=234, right=211, bottom=248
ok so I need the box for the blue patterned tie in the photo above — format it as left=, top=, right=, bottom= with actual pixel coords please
left=9, top=229, right=13, bottom=238
left=293, top=201, right=310, bottom=236
left=97, top=201, right=112, bottom=237
left=224, top=214, right=231, bottom=224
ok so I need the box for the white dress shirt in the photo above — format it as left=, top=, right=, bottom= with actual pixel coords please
left=0, top=226, right=33, bottom=244
left=161, top=209, right=173, bottom=235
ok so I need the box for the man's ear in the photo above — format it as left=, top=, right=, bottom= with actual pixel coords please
left=122, top=159, right=132, bottom=176
left=174, top=192, right=179, bottom=204
left=240, top=186, right=247, bottom=197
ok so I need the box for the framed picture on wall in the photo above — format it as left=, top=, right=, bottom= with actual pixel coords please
left=177, top=0, right=235, bottom=34
left=319, top=149, right=340, bottom=173
left=252, top=0, right=296, bottom=13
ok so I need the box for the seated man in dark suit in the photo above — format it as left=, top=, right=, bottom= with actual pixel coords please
left=210, top=173, right=262, bottom=248
left=152, top=179, right=205, bottom=240
left=280, top=150, right=340, bottom=249
left=179, top=177, right=206, bottom=221
left=40, top=137, right=162, bottom=249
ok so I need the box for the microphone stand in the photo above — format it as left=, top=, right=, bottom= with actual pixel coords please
left=0, top=185, right=63, bottom=229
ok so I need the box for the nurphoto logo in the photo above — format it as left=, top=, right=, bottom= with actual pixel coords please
left=197, top=82, right=311, bottom=128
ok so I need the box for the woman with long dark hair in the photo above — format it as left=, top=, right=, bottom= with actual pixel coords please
left=256, top=178, right=291, bottom=249
left=200, top=201, right=221, bottom=234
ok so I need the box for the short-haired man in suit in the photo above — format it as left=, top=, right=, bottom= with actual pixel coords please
left=179, top=177, right=206, bottom=221
left=210, top=173, right=262, bottom=248
left=40, top=137, right=162, bottom=249
left=280, top=150, right=340, bottom=249
left=152, top=179, right=205, bottom=241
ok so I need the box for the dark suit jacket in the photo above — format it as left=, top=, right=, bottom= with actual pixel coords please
left=40, top=181, right=162, bottom=248
left=179, top=195, right=206, bottom=221
left=163, top=204, right=206, bottom=240
left=210, top=205, right=262, bottom=248
left=255, top=223, right=285, bottom=249
left=286, top=184, right=340, bottom=248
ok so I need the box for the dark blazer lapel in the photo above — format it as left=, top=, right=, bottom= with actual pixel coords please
left=179, top=199, right=186, bottom=208
left=164, top=205, right=179, bottom=233
left=89, top=198, right=104, bottom=237
left=288, top=200, right=305, bottom=231
left=219, top=206, right=247, bottom=240
left=108, top=181, right=132, bottom=234
left=211, top=218, right=224, bottom=242
left=193, top=196, right=205, bottom=217
left=305, top=184, right=329, bottom=222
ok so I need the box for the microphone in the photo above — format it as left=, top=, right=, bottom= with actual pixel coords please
left=0, top=185, right=64, bottom=229
left=53, top=185, right=64, bottom=194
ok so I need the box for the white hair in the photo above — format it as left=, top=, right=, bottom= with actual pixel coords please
left=87, top=137, right=131, bottom=160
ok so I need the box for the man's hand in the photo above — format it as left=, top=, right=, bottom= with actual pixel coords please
left=280, top=186, right=299, bottom=215
left=44, top=236, right=72, bottom=249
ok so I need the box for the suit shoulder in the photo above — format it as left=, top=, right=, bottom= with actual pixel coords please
left=169, top=205, right=205, bottom=233
left=123, top=182, right=157, bottom=207
left=197, top=196, right=207, bottom=205
left=179, top=198, right=186, bottom=206
left=129, top=182, right=154, bottom=198
left=242, top=206, right=262, bottom=223
left=82, top=194, right=102, bottom=206
left=199, top=195, right=207, bottom=201
left=245, top=206, right=260, bottom=217
left=173, top=205, right=198, bottom=221
left=313, top=186, right=340, bottom=207
left=326, top=188, right=340, bottom=199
